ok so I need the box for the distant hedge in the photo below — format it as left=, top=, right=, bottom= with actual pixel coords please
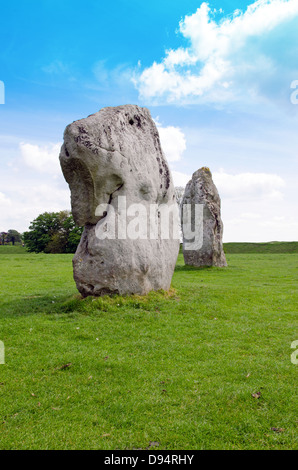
left=223, top=242, right=298, bottom=254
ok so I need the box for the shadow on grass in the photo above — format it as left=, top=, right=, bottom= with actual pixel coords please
left=0, top=294, right=79, bottom=318
left=174, top=264, right=222, bottom=272
left=0, top=288, right=180, bottom=318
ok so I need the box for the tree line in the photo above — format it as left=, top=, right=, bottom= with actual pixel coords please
left=0, top=229, right=23, bottom=245
left=1, top=211, right=83, bottom=253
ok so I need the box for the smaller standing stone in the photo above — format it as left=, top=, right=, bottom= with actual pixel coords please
left=182, top=167, right=227, bottom=267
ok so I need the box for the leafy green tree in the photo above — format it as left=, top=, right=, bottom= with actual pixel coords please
left=65, top=224, right=83, bottom=253
left=0, top=232, right=7, bottom=245
left=7, top=229, right=22, bottom=245
left=23, top=211, right=83, bottom=253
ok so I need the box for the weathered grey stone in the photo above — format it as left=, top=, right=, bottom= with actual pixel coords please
left=59, top=104, right=180, bottom=297
left=182, top=167, right=227, bottom=267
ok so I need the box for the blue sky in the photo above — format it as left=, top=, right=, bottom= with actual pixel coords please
left=1, top=0, right=298, bottom=241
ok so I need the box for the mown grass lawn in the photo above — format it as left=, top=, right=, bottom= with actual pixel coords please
left=0, top=246, right=297, bottom=450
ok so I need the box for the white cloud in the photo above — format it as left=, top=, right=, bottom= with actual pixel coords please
left=134, top=0, right=298, bottom=104
left=20, top=142, right=62, bottom=175
left=222, top=205, right=298, bottom=242
left=168, top=168, right=293, bottom=241
left=0, top=191, right=11, bottom=206
left=90, top=61, right=135, bottom=92
left=171, top=170, right=191, bottom=187
left=156, top=122, right=186, bottom=162
left=211, top=170, right=294, bottom=242
left=16, top=183, right=69, bottom=209
left=213, top=170, right=285, bottom=200
left=0, top=140, right=70, bottom=232
left=42, top=60, right=69, bottom=75
left=0, top=182, right=70, bottom=233
left=170, top=168, right=285, bottom=200
left=239, top=212, right=262, bottom=220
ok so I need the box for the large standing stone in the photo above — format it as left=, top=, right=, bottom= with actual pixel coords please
left=59, top=105, right=180, bottom=297
left=182, top=167, right=227, bottom=267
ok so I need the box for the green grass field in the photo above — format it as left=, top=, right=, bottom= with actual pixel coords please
left=0, top=245, right=26, bottom=254
left=0, top=245, right=297, bottom=450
